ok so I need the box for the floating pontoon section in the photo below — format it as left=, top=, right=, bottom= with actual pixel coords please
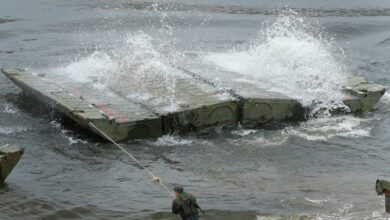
left=1, top=66, right=385, bottom=141
left=343, top=75, right=386, bottom=112
left=2, top=68, right=162, bottom=141
left=0, top=143, right=24, bottom=182
left=2, top=68, right=238, bottom=140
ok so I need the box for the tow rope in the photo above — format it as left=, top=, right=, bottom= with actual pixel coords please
left=88, top=122, right=175, bottom=199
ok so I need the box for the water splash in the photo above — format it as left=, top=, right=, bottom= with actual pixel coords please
left=55, top=51, right=117, bottom=85
left=54, top=32, right=182, bottom=111
left=204, top=10, right=349, bottom=117
left=110, top=32, right=181, bottom=112
left=52, top=9, right=372, bottom=141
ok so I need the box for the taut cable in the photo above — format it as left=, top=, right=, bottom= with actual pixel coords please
left=88, top=122, right=175, bottom=199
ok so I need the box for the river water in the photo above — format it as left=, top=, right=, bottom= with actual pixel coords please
left=1, top=0, right=390, bottom=219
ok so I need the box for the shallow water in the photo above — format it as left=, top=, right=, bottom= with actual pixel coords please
left=1, top=1, right=390, bottom=219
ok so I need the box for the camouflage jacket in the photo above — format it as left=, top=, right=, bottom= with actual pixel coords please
left=172, top=192, right=199, bottom=219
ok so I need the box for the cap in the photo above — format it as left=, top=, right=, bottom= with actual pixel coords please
left=173, top=185, right=184, bottom=192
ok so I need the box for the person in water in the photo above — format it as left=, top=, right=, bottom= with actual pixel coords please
left=172, top=185, right=201, bottom=220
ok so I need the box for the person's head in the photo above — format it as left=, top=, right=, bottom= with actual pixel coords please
left=173, top=185, right=184, bottom=196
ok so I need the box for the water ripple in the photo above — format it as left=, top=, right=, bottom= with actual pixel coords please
left=95, top=2, right=390, bottom=17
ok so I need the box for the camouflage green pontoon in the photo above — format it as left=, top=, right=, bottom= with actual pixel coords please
left=343, top=75, right=386, bottom=113
left=1, top=68, right=386, bottom=141
left=0, top=144, right=24, bottom=182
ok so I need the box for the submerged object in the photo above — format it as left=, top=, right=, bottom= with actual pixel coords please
left=1, top=68, right=386, bottom=141
left=0, top=144, right=24, bottom=182
left=0, top=18, right=17, bottom=24
left=376, top=179, right=390, bottom=213
left=375, top=179, right=390, bottom=196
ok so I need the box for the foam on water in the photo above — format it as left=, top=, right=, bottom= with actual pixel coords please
left=50, top=120, right=87, bottom=145
left=228, top=129, right=288, bottom=147
left=1, top=104, right=18, bottom=114
left=283, top=116, right=372, bottom=141
left=204, top=10, right=348, bottom=117
left=152, top=135, right=194, bottom=147
left=0, top=126, right=28, bottom=134
left=304, top=198, right=329, bottom=204
left=236, top=115, right=371, bottom=143
left=231, top=129, right=258, bottom=137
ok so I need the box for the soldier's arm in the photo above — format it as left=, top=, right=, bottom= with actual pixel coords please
left=172, top=199, right=181, bottom=214
left=192, top=196, right=199, bottom=208
left=189, top=195, right=205, bottom=214
left=188, top=194, right=196, bottom=203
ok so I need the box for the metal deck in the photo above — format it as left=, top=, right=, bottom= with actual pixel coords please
left=108, top=70, right=238, bottom=133
left=2, top=68, right=238, bottom=140
left=2, top=68, right=162, bottom=141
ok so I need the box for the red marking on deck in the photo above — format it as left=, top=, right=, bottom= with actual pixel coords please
left=343, top=95, right=356, bottom=101
left=59, top=85, right=130, bottom=123
left=66, top=88, right=82, bottom=98
left=97, top=105, right=130, bottom=123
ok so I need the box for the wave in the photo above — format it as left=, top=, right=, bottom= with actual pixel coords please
left=93, top=2, right=390, bottom=17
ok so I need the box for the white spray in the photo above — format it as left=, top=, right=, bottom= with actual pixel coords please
left=205, top=10, right=349, bottom=117
left=55, top=32, right=182, bottom=112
